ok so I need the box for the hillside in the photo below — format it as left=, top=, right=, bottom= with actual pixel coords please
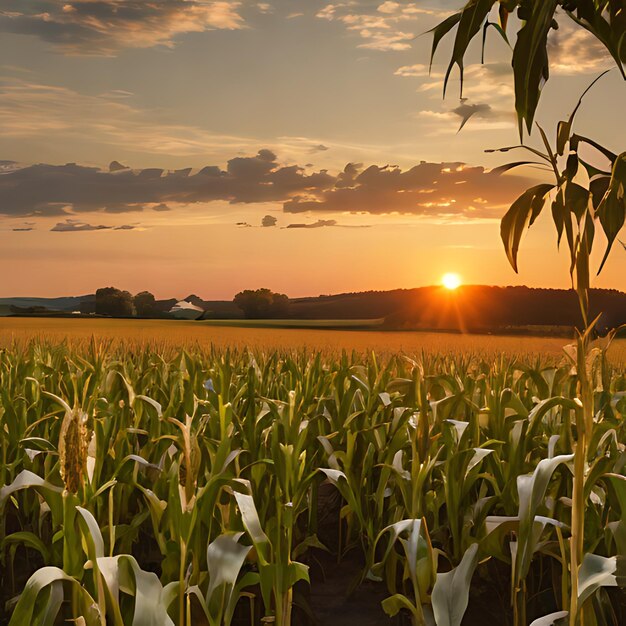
left=1, top=286, right=624, bottom=333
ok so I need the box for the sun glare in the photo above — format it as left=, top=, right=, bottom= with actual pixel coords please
left=442, top=273, right=462, bottom=290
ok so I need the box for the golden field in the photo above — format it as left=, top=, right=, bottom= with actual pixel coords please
left=1, top=316, right=624, bottom=362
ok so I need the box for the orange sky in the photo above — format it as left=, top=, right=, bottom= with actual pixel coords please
left=0, top=1, right=624, bottom=298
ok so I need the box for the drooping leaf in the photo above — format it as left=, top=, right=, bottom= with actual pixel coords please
left=206, top=532, right=251, bottom=602
left=444, top=0, right=497, bottom=96
left=529, top=611, right=569, bottom=626
left=431, top=543, right=479, bottom=626
left=597, top=152, right=626, bottom=273
left=428, top=11, right=462, bottom=72
left=512, top=0, right=559, bottom=136
left=8, top=567, right=99, bottom=626
left=500, top=184, right=555, bottom=272
left=577, top=553, right=618, bottom=607
left=96, top=555, right=176, bottom=626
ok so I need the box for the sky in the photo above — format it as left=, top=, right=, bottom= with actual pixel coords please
left=0, top=0, right=625, bottom=299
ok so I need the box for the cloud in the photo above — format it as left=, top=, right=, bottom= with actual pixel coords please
left=0, top=160, right=21, bottom=172
left=0, top=149, right=528, bottom=219
left=316, top=2, right=438, bottom=52
left=418, top=101, right=515, bottom=134
left=261, top=215, right=278, bottom=227
left=51, top=220, right=110, bottom=232
left=0, top=78, right=258, bottom=158
left=12, top=226, right=34, bottom=232
left=50, top=219, right=136, bottom=232
left=452, top=101, right=496, bottom=132
left=0, top=79, right=350, bottom=162
left=0, top=0, right=244, bottom=55
left=286, top=219, right=337, bottom=229
left=0, top=152, right=334, bottom=216
left=548, top=24, right=613, bottom=75
left=0, top=152, right=532, bottom=220
left=109, top=160, right=129, bottom=172
left=395, top=64, right=430, bottom=77
left=282, top=161, right=530, bottom=217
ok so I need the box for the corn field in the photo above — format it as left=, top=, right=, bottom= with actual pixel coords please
left=0, top=341, right=624, bottom=625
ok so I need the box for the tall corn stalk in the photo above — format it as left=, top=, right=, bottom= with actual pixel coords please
left=430, top=3, right=626, bottom=623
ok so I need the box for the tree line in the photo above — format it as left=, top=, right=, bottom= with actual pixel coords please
left=93, top=287, right=289, bottom=319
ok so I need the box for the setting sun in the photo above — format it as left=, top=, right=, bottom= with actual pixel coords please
left=442, top=273, right=462, bottom=290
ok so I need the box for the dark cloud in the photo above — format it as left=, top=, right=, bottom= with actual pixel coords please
left=283, top=161, right=530, bottom=217
left=11, top=220, right=35, bottom=232
left=0, top=152, right=335, bottom=217
left=452, top=101, right=494, bottom=132
left=50, top=219, right=135, bottom=232
left=286, top=220, right=337, bottom=229
left=261, top=215, right=278, bottom=227
left=0, top=160, right=20, bottom=173
left=109, top=160, right=129, bottom=172
left=51, top=220, right=109, bottom=232
left=0, top=1, right=244, bottom=55
left=310, top=144, right=330, bottom=153
left=0, top=152, right=531, bottom=220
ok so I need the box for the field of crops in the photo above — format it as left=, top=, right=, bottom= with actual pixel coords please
left=0, top=336, right=624, bottom=626
left=2, top=318, right=626, bottom=363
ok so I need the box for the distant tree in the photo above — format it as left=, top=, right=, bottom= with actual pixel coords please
left=95, top=287, right=136, bottom=317
left=233, top=288, right=289, bottom=319
left=133, top=291, right=156, bottom=317
left=184, top=294, right=205, bottom=308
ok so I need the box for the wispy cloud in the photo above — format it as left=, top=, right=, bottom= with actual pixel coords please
left=0, top=78, right=356, bottom=163
left=286, top=219, right=337, bottom=229
left=0, top=0, right=244, bottom=56
left=50, top=219, right=137, bottom=232
left=398, top=62, right=516, bottom=135
left=0, top=78, right=257, bottom=157
left=316, top=2, right=441, bottom=52
left=548, top=24, right=613, bottom=75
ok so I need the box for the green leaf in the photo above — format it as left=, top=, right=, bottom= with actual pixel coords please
left=444, top=0, right=497, bottom=96
left=511, top=0, right=558, bottom=136
left=516, top=454, right=574, bottom=582
left=206, top=532, right=251, bottom=603
left=490, top=161, right=547, bottom=175
left=0, top=470, right=63, bottom=523
left=96, top=555, right=176, bottom=626
left=381, top=593, right=419, bottom=619
left=577, top=553, right=618, bottom=607
left=551, top=188, right=566, bottom=246
left=8, top=567, right=99, bottom=626
left=76, top=505, right=105, bottom=559
left=2, top=531, right=51, bottom=563
left=431, top=543, right=479, bottom=626
left=566, top=9, right=626, bottom=81
left=428, top=11, right=462, bottom=71
left=500, top=184, right=555, bottom=272
left=597, top=152, right=626, bottom=273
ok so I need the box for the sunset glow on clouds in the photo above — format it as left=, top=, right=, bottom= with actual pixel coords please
left=0, top=0, right=245, bottom=55
left=0, top=0, right=624, bottom=297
